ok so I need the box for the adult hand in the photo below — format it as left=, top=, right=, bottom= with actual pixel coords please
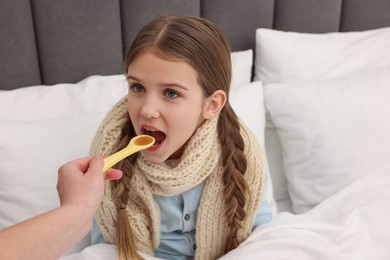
left=57, top=156, right=122, bottom=216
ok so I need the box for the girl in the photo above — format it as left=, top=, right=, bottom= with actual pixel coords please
left=90, top=15, right=272, bottom=260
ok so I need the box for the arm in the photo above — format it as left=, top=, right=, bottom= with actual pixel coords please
left=0, top=156, right=122, bottom=260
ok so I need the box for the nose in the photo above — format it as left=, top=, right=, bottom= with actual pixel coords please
left=140, top=94, right=160, bottom=119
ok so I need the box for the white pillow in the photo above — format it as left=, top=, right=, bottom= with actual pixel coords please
left=230, top=81, right=265, bottom=145
left=254, top=27, right=390, bottom=84
left=264, top=65, right=390, bottom=213
left=230, top=49, right=253, bottom=91
left=0, top=113, right=106, bottom=255
left=0, top=74, right=129, bottom=255
left=0, top=75, right=128, bottom=121
left=255, top=26, right=390, bottom=213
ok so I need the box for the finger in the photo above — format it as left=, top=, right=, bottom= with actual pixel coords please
left=104, top=169, right=123, bottom=180
left=86, top=156, right=105, bottom=175
left=58, top=156, right=93, bottom=181
left=64, top=156, right=94, bottom=173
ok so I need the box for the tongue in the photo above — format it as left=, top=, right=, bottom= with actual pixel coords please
left=150, top=131, right=166, bottom=143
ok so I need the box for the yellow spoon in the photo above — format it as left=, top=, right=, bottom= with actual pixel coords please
left=103, top=135, right=155, bottom=172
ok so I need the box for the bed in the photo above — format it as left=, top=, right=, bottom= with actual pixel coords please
left=1, top=0, right=390, bottom=259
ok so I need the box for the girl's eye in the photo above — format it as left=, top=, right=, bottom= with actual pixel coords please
left=164, top=89, right=179, bottom=98
left=131, top=84, right=144, bottom=93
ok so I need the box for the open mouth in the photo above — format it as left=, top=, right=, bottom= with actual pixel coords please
left=141, top=127, right=166, bottom=146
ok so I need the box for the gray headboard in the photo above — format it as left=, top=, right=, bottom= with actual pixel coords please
left=1, top=0, right=390, bottom=90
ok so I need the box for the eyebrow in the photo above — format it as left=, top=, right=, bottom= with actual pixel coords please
left=127, top=75, right=189, bottom=91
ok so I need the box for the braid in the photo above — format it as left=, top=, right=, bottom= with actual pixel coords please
left=110, top=124, right=143, bottom=260
left=218, top=103, right=249, bottom=253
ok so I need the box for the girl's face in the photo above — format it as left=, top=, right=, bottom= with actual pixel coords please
left=126, top=49, right=210, bottom=163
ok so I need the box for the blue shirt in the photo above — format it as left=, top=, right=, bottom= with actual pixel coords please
left=91, top=175, right=273, bottom=260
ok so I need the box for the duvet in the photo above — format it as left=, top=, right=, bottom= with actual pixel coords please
left=62, top=163, right=390, bottom=260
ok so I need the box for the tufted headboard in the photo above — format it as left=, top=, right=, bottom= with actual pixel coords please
left=1, top=0, right=390, bottom=90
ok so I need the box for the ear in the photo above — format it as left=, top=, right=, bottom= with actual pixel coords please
left=202, top=90, right=227, bottom=119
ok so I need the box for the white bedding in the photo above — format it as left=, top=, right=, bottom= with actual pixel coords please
left=222, top=163, right=390, bottom=260
left=62, top=163, right=390, bottom=260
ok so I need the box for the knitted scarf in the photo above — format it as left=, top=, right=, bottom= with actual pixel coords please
left=90, top=97, right=265, bottom=259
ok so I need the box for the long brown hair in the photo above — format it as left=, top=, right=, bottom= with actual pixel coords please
left=112, top=15, right=249, bottom=259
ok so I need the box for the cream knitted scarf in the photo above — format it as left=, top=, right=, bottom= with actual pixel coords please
left=90, top=97, right=265, bottom=259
